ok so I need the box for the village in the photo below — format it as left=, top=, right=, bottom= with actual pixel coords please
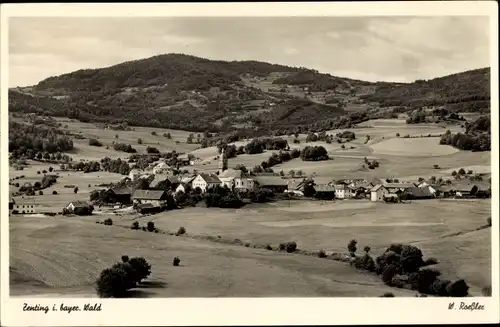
left=8, top=147, right=491, bottom=217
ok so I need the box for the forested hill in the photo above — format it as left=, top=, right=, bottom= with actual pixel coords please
left=8, top=53, right=491, bottom=134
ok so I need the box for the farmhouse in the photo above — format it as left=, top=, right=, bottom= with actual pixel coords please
left=128, top=169, right=143, bottom=182
left=218, top=169, right=255, bottom=191
left=103, top=186, right=133, bottom=205
left=132, top=190, right=170, bottom=206
left=153, top=162, right=173, bottom=175
left=10, top=198, right=39, bottom=214
left=66, top=201, right=93, bottom=215
left=286, top=179, right=307, bottom=196
left=370, top=184, right=389, bottom=202
left=192, top=173, right=222, bottom=193
left=453, top=181, right=491, bottom=198
left=382, top=182, right=415, bottom=195
left=313, top=184, right=336, bottom=200
left=333, top=184, right=352, bottom=199
left=349, top=184, right=371, bottom=199
left=253, top=175, right=288, bottom=193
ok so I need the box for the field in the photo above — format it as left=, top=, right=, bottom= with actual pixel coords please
left=9, top=116, right=492, bottom=297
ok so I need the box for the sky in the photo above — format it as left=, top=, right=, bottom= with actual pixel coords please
left=8, top=16, right=490, bottom=87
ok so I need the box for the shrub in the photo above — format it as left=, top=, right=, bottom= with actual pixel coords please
left=244, top=242, right=251, bottom=247
left=176, top=226, right=186, bottom=236
left=285, top=241, right=297, bottom=253
left=146, top=221, right=155, bottom=232
left=146, top=146, right=160, bottom=154
left=380, top=292, right=395, bottom=297
left=39, top=191, right=43, bottom=195
left=104, top=218, right=113, bottom=226
left=481, top=285, right=492, bottom=296
left=458, top=168, right=466, bottom=175
left=363, top=246, right=371, bottom=254
left=131, top=221, right=139, bottom=230
left=121, top=255, right=129, bottom=263
left=128, top=257, right=152, bottom=283
left=279, top=243, right=286, bottom=251
left=173, top=257, right=180, bottom=266
left=487, top=217, right=491, bottom=226
left=400, top=245, right=424, bottom=273
left=89, top=138, right=103, bottom=147
left=137, top=138, right=143, bottom=144
left=74, top=186, right=79, bottom=194
left=95, top=267, right=129, bottom=298
left=382, top=264, right=398, bottom=285
left=266, top=244, right=273, bottom=250
left=318, top=250, right=327, bottom=258
left=37, top=171, right=41, bottom=174
left=111, top=262, right=137, bottom=290
left=151, top=131, right=157, bottom=136
left=347, top=239, right=357, bottom=257
left=446, top=279, right=469, bottom=297
left=429, top=279, right=452, bottom=296
left=42, top=170, right=47, bottom=174
left=52, top=190, right=58, bottom=195
left=142, top=226, right=147, bottom=231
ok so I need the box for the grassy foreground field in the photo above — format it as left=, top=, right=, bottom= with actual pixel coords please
left=10, top=215, right=416, bottom=298
left=114, top=199, right=491, bottom=295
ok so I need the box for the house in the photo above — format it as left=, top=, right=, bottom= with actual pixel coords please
left=253, top=175, right=288, bottom=193
left=371, top=184, right=389, bottom=202
left=175, top=182, right=191, bottom=194
left=67, top=201, right=93, bottom=215
left=334, top=184, right=352, bottom=199
left=286, top=179, right=307, bottom=196
left=103, top=186, right=133, bottom=205
left=10, top=198, right=39, bottom=214
left=348, top=184, right=371, bottom=199
left=132, top=190, right=170, bottom=206
left=181, top=175, right=196, bottom=184
left=454, top=181, right=491, bottom=198
left=192, top=173, right=222, bottom=193
left=153, top=162, right=173, bottom=175
left=190, top=158, right=202, bottom=166
left=313, top=184, right=336, bottom=200
left=128, top=169, right=143, bottom=182
left=218, top=169, right=255, bottom=191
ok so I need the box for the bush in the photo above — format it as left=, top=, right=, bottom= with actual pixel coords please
left=74, top=186, right=79, bottom=194
left=423, top=257, right=439, bottom=266
left=176, top=226, right=186, bottom=236
left=121, top=255, right=129, bottom=263
left=429, top=279, right=452, bottom=296
left=380, top=292, right=395, bottom=297
left=318, top=250, right=327, bottom=258
left=131, top=221, right=139, bottom=230
left=173, top=257, right=180, bottom=267
left=446, top=279, right=469, bottom=297
left=128, top=257, right=152, bottom=283
left=146, top=221, right=155, bottom=232
left=104, top=218, right=113, bottom=226
left=279, top=243, right=286, bottom=251
left=400, top=245, right=424, bottom=273
left=39, top=191, right=43, bottom=195
left=111, top=262, right=137, bottom=290
left=266, top=244, right=273, bottom=250
left=146, top=146, right=160, bottom=154
left=142, top=226, right=147, bottom=231
left=487, top=217, right=491, bottom=226
left=382, top=265, right=398, bottom=285
left=52, top=190, right=58, bottom=195
left=89, top=138, right=103, bottom=147
left=347, top=239, right=357, bottom=257
left=95, top=267, right=130, bottom=298
left=285, top=241, right=297, bottom=253
left=37, top=171, right=41, bottom=174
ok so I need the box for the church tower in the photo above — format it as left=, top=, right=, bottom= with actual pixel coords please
left=219, top=148, right=228, bottom=173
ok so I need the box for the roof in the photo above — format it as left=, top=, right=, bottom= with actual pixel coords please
left=154, top=162, right=172, bottom=170
left=129, top=169, right=142, bottom=174
left=350, top=182, right=373, bottom=190
left=370, top=184, right=387, bottom=192
left=288, top=179, right=307, bottom=190
left=253, top=175, right=288, bottom=186
left=109, top=186, right=132, bottom=195
left=69, top=201, right=92, bottom=208
left=181, top=175, right=196, bottom=184
left=383, top=182, right=415, bottom=189
left=132, top=190, right=167, bottom=200
left=314, top=184, right=336, bottom=192
left=333, top=184, right=347, bottom=190
left=405, top=186, right=433, bottom=198
left=178, top=154, right=190, bottom=160
left=149, top=175, right=180, bottom=188
left=198, top=173, right=222, bottom=184
left=219, top=169, right=245, bottom=179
